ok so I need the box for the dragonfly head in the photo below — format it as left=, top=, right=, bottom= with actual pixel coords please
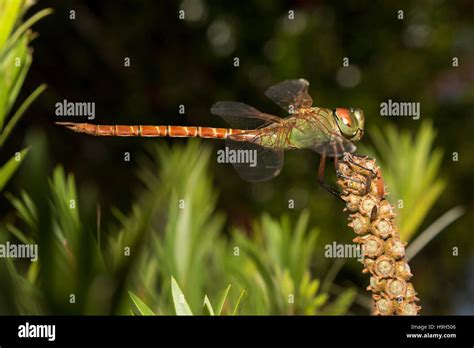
left=333, top=108, right=365, bottom=143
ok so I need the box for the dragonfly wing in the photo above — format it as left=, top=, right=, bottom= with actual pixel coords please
left=310, top=132, right=357, bottom=157
left=265, top=78, right=313, bottom=113
left=297, top=115, right=357, bottom=157
left=223, top=138, right=284, bottom=182
left=211, top=101, right=281, bottom=130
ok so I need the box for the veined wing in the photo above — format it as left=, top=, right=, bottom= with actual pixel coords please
left=224, top=139, right=284, bottom=182
left=223, top=124, right=290, bottom=182
left=211, top=101, right=282, bottom=130
left=297, top=114, right=356, bottom=157
left=265, top=78, right=313, bottom=114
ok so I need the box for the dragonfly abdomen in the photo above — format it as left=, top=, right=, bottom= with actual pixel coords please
left=55, top=122, right=245, bottom=139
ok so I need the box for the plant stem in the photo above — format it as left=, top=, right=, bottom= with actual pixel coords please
left=336, top=153, right=421, bottom=315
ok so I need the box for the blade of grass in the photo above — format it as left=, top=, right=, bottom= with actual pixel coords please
left=0, top=8, right=53, bottom=61
left=203, top=295, right=215, bottom=315
left=232, top=289, right=246, bottom=315
left=216, top=284, right=231, bottom=315
left=0, top=0, right=23, bottom=49
left=171, top=276, right=193, bottom=315
left=406, top=206, right=465, bottom=259
left=0, top=147, right=28, bottom=190
left=0, top=84, right=46, bottom=147
left=128, top=291, right=156, bottom=316
left=5, top=36, right=31, bottom=119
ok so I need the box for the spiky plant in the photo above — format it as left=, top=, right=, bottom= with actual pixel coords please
left=0, top=0, right=51, bottom=191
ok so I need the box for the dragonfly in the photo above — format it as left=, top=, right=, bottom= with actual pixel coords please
left=56, top=79, right=365, bottom=197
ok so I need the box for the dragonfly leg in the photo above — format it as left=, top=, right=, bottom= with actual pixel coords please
left=336, top=172, right=373, bottom=196
left=317, top=154, right=345, bottom=202
left=344, top=153, right=385, bottom=198
left=342, top=153, right=377, bottom=178
left=336, top=153, right=373, bottom=196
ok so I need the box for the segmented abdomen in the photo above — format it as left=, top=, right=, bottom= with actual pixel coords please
left=55, top=123, right=246, bottom=139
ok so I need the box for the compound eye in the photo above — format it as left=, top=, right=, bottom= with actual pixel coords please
left=335, top=108, right=352, bottom=127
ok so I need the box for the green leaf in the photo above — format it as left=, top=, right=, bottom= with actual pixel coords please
left=171, top=276, right=193, bottom=315
left=312, top=293, right=328, bottom=310
left=128, top=291, right=156, bottom=316
left=216, top=284, right=231, bottom=315
left=0, top=0, right=23, bottom=49
left=232, top=289, right=246, bottom=315
left=0, top=8, right=53, bottom=61
left=0, top=147, right=28, bottom=191
left=5, top=224, right=30, bottom=244
left=323, top=288, right=356, bottom=315
left=5, top=34, right=31, bottom=120
left=5, top=190, right=37, bottom=230
left=203, top=295, right=215, bottom=316
left=0, top=84, right=47, bottom=147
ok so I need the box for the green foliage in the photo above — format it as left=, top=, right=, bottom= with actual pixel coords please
left=129, top=291, right=156, bottom=316
left=364, top=121, right=446, bottom=241
left=171, top=276, right=193, bottom=315
left=130, top=278, right=245, bottom=316
left=1, top=139, right=354, bottom=315
left=226, top=212, right=355, bottom=315
left=0, top=147, right=27, bottom=191
left=0, top=0, right=50, bottom=192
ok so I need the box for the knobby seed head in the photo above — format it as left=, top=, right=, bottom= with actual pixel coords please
left=337, top=153, right=421, bottom=315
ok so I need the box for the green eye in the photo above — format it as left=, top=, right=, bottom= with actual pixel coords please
left=353, top=108, right=365, bottom=130
left=334, top=108, right=357, bottom=137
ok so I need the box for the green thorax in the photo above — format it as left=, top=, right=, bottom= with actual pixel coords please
left=258, top=107, right=338, bottom=150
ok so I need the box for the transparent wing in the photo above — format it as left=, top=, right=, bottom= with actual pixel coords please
left=265, top=78, right=313, bottom=114
left=223, top=138, right=284, bottom=182
left=297, top=115, right=356, bottom=157
left=211, top=101, right=282, bottom=130
left=310, top=132, right=356, bottom=157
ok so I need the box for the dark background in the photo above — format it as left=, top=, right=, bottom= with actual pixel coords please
left=2, top=0, right=473, bottom=314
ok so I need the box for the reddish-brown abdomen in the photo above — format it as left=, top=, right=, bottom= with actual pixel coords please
left=198, top=127, right=229, bottom=138
left=168, top=126, right=189, bottom=137
left=97, top=125, right=114, bottom=136
left=84, top=124, right=98, bottom=134
left=114, top=125, right=136, bottom=136
left=140, top=126, right=159, bottom=136
left=57, top=122, right=244, bottom=139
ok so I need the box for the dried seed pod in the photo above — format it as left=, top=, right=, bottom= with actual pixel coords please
left=374, top=296, right=395, bottom=315
left=348, top=213, right=370, bottom=234
left=395, top=260, right=413, bottom=280
left=397, top=302, right=421, bottom=316
left=362, top=258, right=375, bottom=274
left=374, top=255, right=396, bottom=278
left=368, top=276, right=386, bottom=293
left=359, top=195, right=379, bottom=216
left=371, top=218, right=393, bottom=239
left=343, top=194, right=362, bottom=212
left=339, top=173, right=368, bottom=195
left=369, top=179, right=383, bottom=197
left=405, top=283, right=419, bottom=302
left=385, top=238, right=406, bottom=260
left=337, top=153, right=420, bottom=315
left=385, top=277, right=407, bottom=299
left=362, top=235, right=384, bottom=258
left=378, top=200, right=395, bottom=218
